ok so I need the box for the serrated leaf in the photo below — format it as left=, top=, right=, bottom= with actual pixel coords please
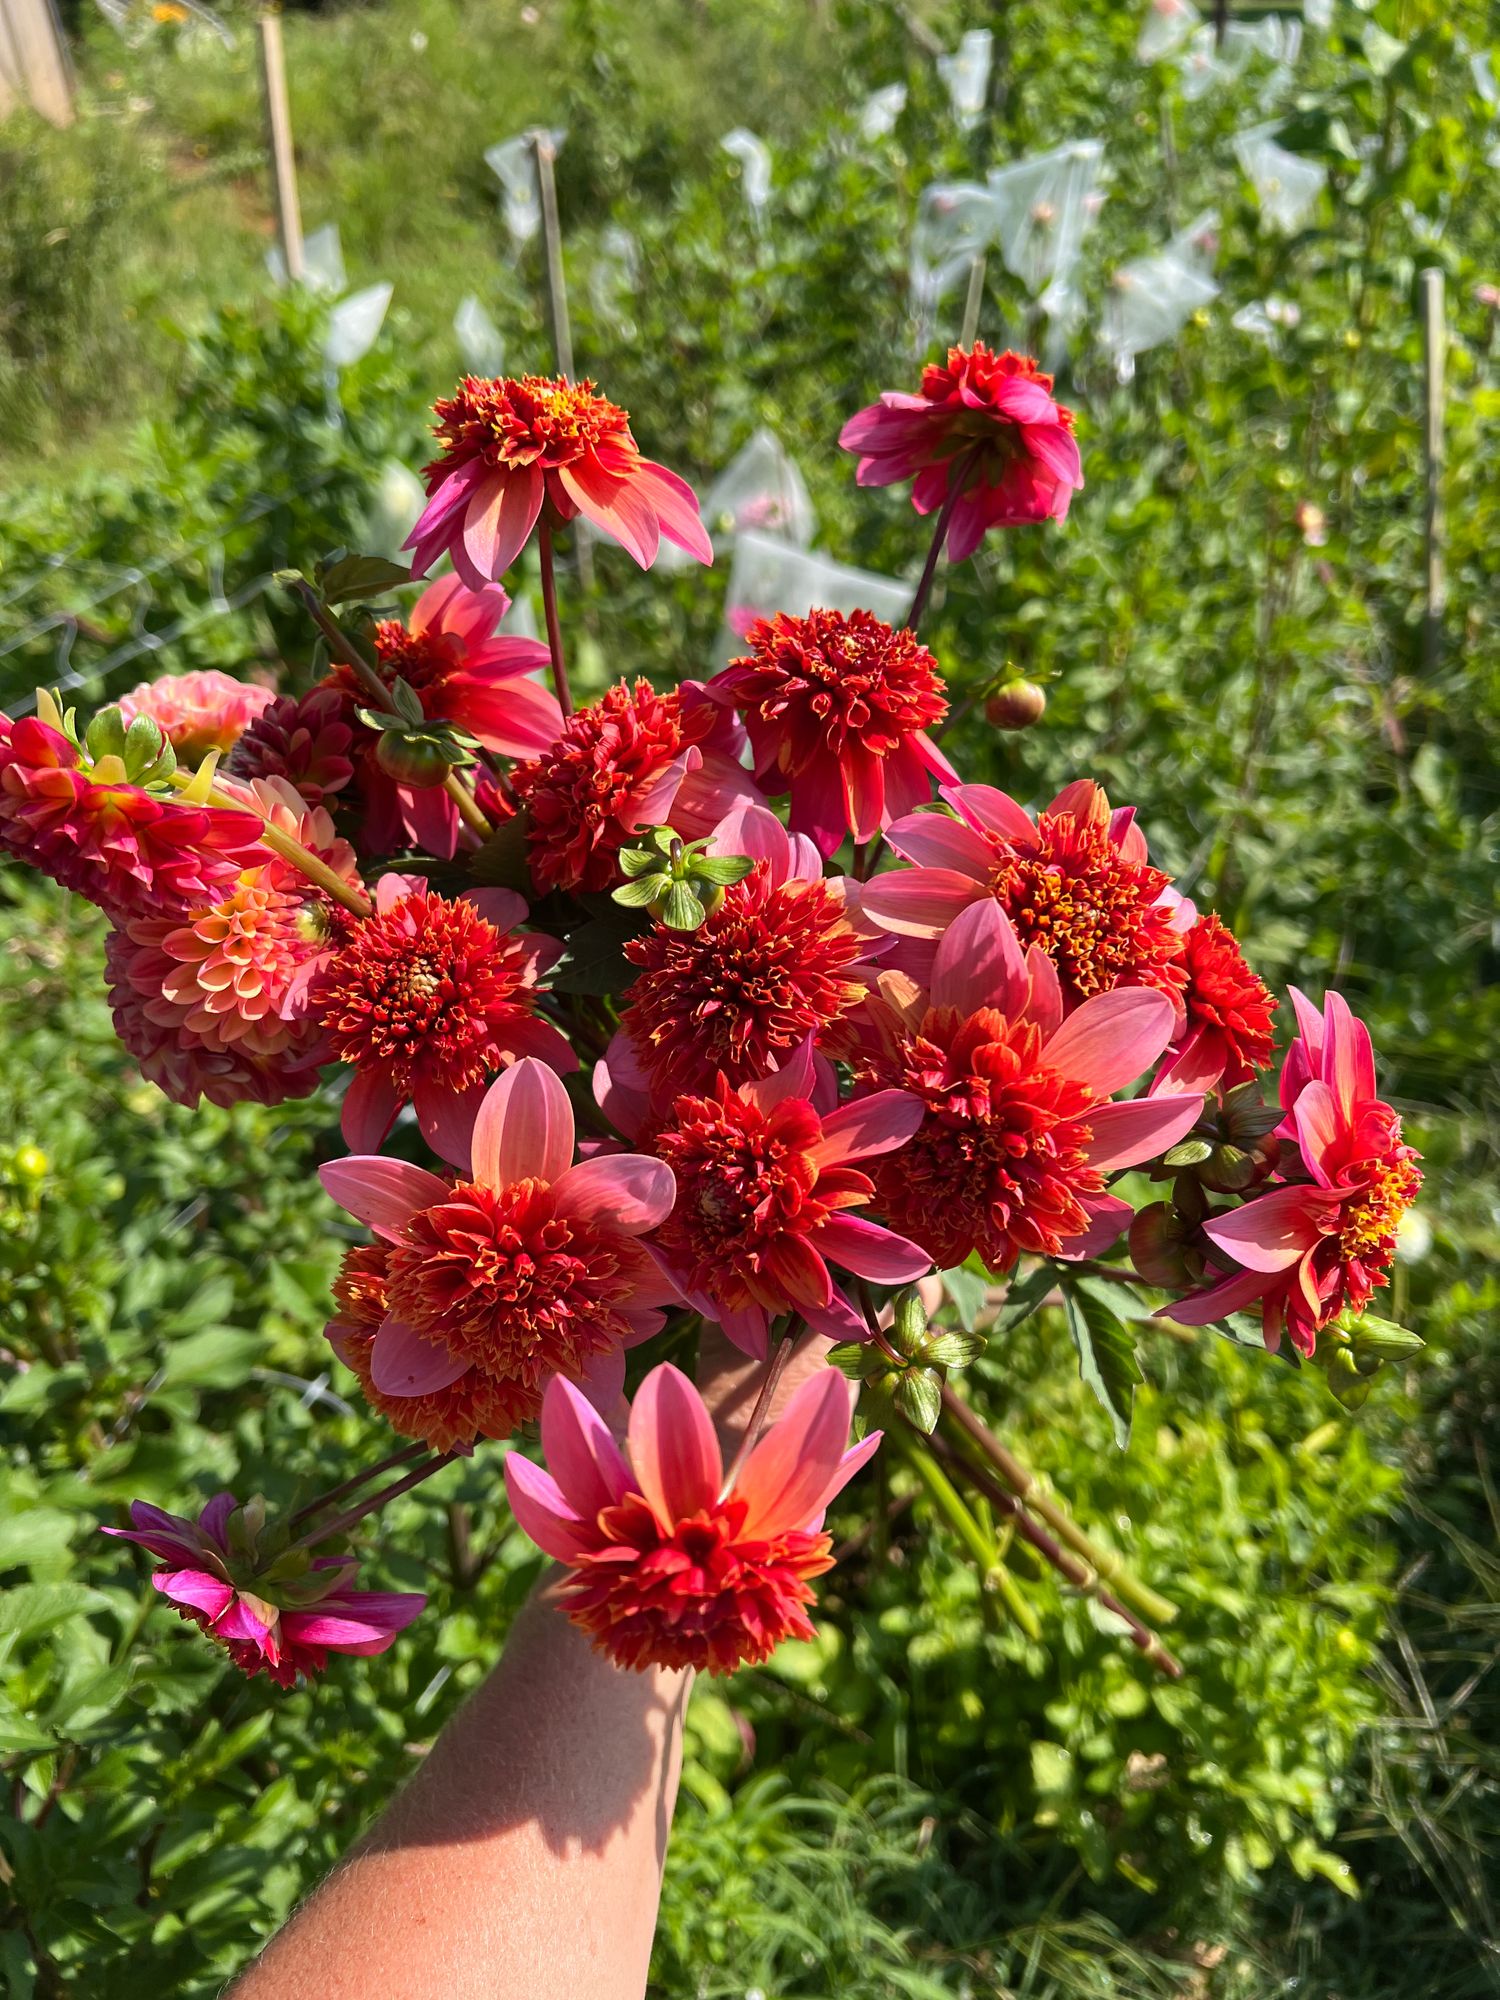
left=661, top=883, right=706, bottom=930
left=940, top=1265, right=988, bottom=1330
left=551, top=915, right=643, bottom=996
left=991, top=1261, right=1056, bottom=1337
left=320, top=553, right=411, bottom=605
left=1063, top=1286, right=1144, bottom=1448
left=467, top=813, right=533, bottom=892
left=894, top=1368, right=942, bottom=1434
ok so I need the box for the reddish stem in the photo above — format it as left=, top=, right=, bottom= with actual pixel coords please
left=538, top=524, right=573, bottom=717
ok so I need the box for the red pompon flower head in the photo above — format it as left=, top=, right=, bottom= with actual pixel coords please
left=506, top=1363, right=881, bottom=1674
left=510, top=677, right=759, bottom=896
left=105, top=778, right=362, bottom=1110
left=0, top=697, right=266, bottom=920
left=118, top=670, right=275, bottom=759
left=704, top=609, right=958, bottom=858
left=405, top=373, right=713, bottom=585
left=318, top=1059, right=678, bottom=1441
left=1163, top=990, right=1421, bottom=1356
left=864, top=778, right=1189, bottom=1015
left=1153, top=910, right=1277, bottom=1095
left=646, top=1039, right=932, bottom=1356
left=839, top=344, right=1083, bottom=558
left=230, top=682, right=358, bottom=809
left=313, top=872, right=576, bottom=1164
left=599, top=806, right=871, bottom=1122
left=102, top=1492, right=423, bottom=1688
left=856, top=900, right=1204, bottom=1273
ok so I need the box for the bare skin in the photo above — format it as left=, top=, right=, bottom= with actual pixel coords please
left=227, top=1329, right=830, bottom=2000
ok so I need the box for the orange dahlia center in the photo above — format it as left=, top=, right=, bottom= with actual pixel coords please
left=991, top=814, right=1184, bottom=1003
left=1338, top=1152, right=1421, bottom=1261
left=430, top=373, right=632, bottom=475
left=367, top=621, right=462, bottom=693
left=157, top=869, right=312, bottom=1052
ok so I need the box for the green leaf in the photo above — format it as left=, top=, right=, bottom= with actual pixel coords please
left=467, top=813, right=533, bottom=892
left=939, top=1265, right=988, bottom=1330
left=1163, top=1138, right=1214, bottom=1168
left=386, top=675, right=425, bottom=725
left=551, top=915, right=643, bottom=996
left=159, top=1325, right=264, bottom=1389
left=895, top=1367, right=943, bottom=1434
left=922, top=1329, right=987, bottom=1369
left=661, top=883, right=706, bottom=930
left=610, top=876, right=663, bottom=909
left=0, top=1582, right=110, bottom=1644
left=692, top=854, right=754, bottom=886
left=990, top=1261, right=1056, bottom=1337
left=1062, top=1285, right=1144, bottom=1449
left=319, top=552, right=411, bottom=605
left=825, top=1343, right=872, bottom=1381
left=615, top=845, right=658, bottom=879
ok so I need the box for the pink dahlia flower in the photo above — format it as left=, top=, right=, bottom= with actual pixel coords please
left=839, top=344, right=1083, bottom=557
left=318, top=1058, right=677, bottom=1437
left=314, top=872, right=575, bottom=1164
left=118, top=669, right=275, bottom=759
left=704, top=608, right=957, bottom=857
left=103, top=1493, right=423, bottom=1688
left=646, top=1038, right=931, bottom=1355
left=405, top=373, right=712, bottom=585
left=0, top=713, right=265, bottom=920
left=505, top=1362, right=880, bottom=1673
left=856, top=900, right=1203, bottom=1272
left=1163, top=990, right=1421, bottom=1355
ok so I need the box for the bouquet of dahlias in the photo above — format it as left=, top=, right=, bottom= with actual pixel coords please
left=2, top=347, right=1423, bottom=1689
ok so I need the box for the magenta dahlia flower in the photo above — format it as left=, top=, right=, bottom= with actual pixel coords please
left=505, top=1362, right=880, bottom=1673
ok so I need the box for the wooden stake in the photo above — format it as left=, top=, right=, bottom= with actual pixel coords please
left=258, top=14, right=304, bottom=285
left=1420, top=266, right=1446, bottom=674
left=532, top=130, right=574, bottom=378
left=0, top=0, right=75, bottom=128
left=960, top=250, right=987, bottom=347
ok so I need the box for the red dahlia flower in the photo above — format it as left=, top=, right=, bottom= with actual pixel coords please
left=319, top=1059, right=677, bottom=1435
left=314, top=872, right=574, bottom=1163
left=506, top=1363, right=880, bottom=1674
left=103, top=1493, right=423, bottom=1688
left=863, top=779, right=1189, bottom=1013
left=704, top=608, right=957, bottom=857
left=647, top=1041, right=931, bottom=1355
left=839, top=344, right=1083, bottom=557
left=1163, top=990, right=1421, bottom=1355
left=1154, top=910, right=1277, bottom=1095
left=118, top=670, right=274, bottom=758
left=857, top=900, right=1203, bottom=1272
left=405, top=373, right=712, bottom=585
left=0, top=711, right=265, bottom=920
left=230, top=683, right=358, bottom=809
left=510, top=678, right=758, bottom=895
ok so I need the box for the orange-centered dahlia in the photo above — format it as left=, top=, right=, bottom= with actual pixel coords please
left=1173, top=912, right=1277, bottom=1089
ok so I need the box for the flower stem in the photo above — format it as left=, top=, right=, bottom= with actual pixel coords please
left=721, top=1325, right=797, bottom=1496
left=890, top=1427, right=1041, bottom=1639
left=904, top=446, right=979, bottom=636
left=175, top=770, right=373, bottom=918
left=939, top=1382, right=1178, bottom=1628
left=538, top=524, right=573, bottom=718
left=292, top=1450, right=459, bottom=1550
left=289, top=1439, right=427, bottom=1528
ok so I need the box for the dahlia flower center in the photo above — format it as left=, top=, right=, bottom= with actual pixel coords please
left=368, top=622, right=461, bottom=693
left=1338, top=1154, right=1421, bottom=1260
left=992, top=821, right=1176, bottom=1000
left=430, top=374, right=630, bottom=474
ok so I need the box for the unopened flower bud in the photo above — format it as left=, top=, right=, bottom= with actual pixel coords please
left=984, top=680, right=1047, bottom=730
left=375, top=730, right=459, bottom=788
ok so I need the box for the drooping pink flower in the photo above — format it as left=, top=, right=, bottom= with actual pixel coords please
left=118, top=670, right=275, bottom=759
left=405, top=374, right=712, bottom=585
left=103, top=1493, right=423, bottom=1688
left=862, top=779, right=1189, bottom=1014
left=839, top=344, right=1083, bottom=558
left=318, top=1059, right=677, bottom=1437
left=230, top=683, right=358, bottom=809
left=313, top=873, right=575, bottom=1163
left=505, top=1363, right=880, bottom=1674
left=0, top=712, right=265, bottom=919
left=646, top=1040, right=931, bottom=1355
left=703, top=609, right=957, bottom=857
left=856, top=900, right=1203, bottom=1272
left=510, top=678, right=758, bottom=896
left=1162, top=990, right=1421, bottom=1355
left=1153, top=911, right=1277, bottom=1095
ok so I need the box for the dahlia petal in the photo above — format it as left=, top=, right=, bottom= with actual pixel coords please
left=464, top=466, right=545, bottom=581
left=1082, top=1093, right=1205, bottom=1171
left=470, top=1056, right=574, bottom=1189
left=370, top=1319, right=473, bottom=1396
left=736, top=1368, right=858, bottom=1539
left=841, top=745, right=887, bottom=846
left=942, top=783, right=1038, bottom=846
left=1110, top=807, right=1150, bottom=866
left=860, top=867, right=979, bottom=938
left=944, top=493, right=989, bottom=562
left=711, top=1302, right=773, bottom=1358
left=810, top=1089, right=924, bottom=1167
left=636, top=459, right=714, bottom=565
left=1323, top=990, right=1377, bottom=1117
left=409, top=575, right=492, bottom=641
left=504, top=1450, right=597, bottom=1561
left=340, top=1067, right=403, bottom=1154
left=885, top=813, right=993, bottom=879
left=556, top=461, right=660, bottom=569
left=743, top=1036, right=820, bottom=1110
left=460, top=886, right=529, bottom=931
left=875, top=740, right=940, bottom=824
left=1158, top=1264, right=1274, bottom=1327
left=447, top=673, right=565, bottom=758
left=1044, top=988, right=1176, bottom=1096
left=500, top=1014, right=581, bottom=1076
left=1151, top=1029, right=1228, bottom=1098
left=1286, top=985, right=1327, bottom=1065
left=1047, top=779, right=1107, bottom=826
left=286, top=1592, right=424, bottom=1648
left=318, top=1156, right=450, bottom=1239
left=1292, top=1080, right=1342, bottom=1188
left=706, top=802, right=791, bottom=877
left=575, top=1342, right=628, bottom=1422
left=400, top=778, right=460, bottom=861
left=593, top=1031, right=653, bottom=1142
left=551, top=1153, right=677, bottom=1233
left=629, top=749, right=693, bottom=829
left=540, top=1373, right=635, bottom=1515
left=1054, top=1193, right=1136, bottom=1260
left=413, top=1074, right=488, bottom=1173
left=930, top=898, right=1029, bottom=1016
left=764, top=1234, right=834, bottom=1311
left=153, top=1568, right=235, bottom=1622
left=1203, top=1186, right=1328, bottom=1273
left=1022, top=945, right=1064, bottom=1037
left=787, top=758, right=854, bottom=861
left=816, top=1214, right=932, bottom=1284
left=628, top=1364, right=723, bottom=1529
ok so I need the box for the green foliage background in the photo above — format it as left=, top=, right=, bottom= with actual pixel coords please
left=1, top=0, right=1497, bottom=1993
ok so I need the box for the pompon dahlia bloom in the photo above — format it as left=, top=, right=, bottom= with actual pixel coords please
left=102, top=1493, right=423, bottom=1688
left=510, top=677, right=758, bottom=895
left=600, top=805, right=870, bottom=1117
left=1163, top=990, right=1421, bottom=1355
left=0, top=711, right=265, bottom=920
left=857, top=901, right=1203, bottom=1272
left=314, top=872, right=574, bottom=1163
left=646, top=1042, right=931, bottom=1355
left=230, top=683, right=357, bottom=808
left=104, top=779, right=361, bottom=1109
left=405, top=373, right=713, bottom=584
left=704, top=609, right=957, bottom=857
left=1155, top=911, right=1277, bottom=1095
left=319, top=1059, right=677, bottom=1436
left=864, top=779, right=1189, bottom=1013
left=118, top=669, right=275, bottom=758
left=505, top=1364, right=880, bottom=1674
left=839, top=344, right=1083, bottom=556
